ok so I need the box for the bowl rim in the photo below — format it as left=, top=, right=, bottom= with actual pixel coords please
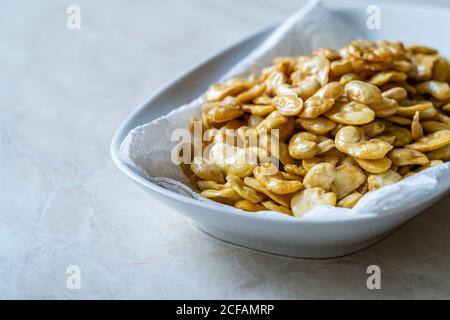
left=110, top=0, right=450, bottom=225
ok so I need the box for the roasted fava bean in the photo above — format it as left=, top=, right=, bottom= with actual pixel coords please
left=325, top=101, right=375, bottom=125
left=242, top=104, right=275, bottom=116
left=273, top=85, right=304, bottom=116
left=339, top=73, right=360, bottom=86
left=411, top=111, right=424, bottom=141
left=302, top=156, right=340, bottom=171
left=421, top=121, right=450, bottom=133
left=427, top=144, right=450, bottom=161
left=197, top=180, right=225, bottom=191
left=396, top=101, right=433, bottom=117
left=385, top=115, right=412, bottom=126
left=367, top=170, right=403, bottom=191
left=303, top=163, right=366, bottom=199
left=207, top=100, right=243, bottom=123
left=234, top=199, right=265, bottom=212
left=253, top=164, right=303, bottom=195
left=190, top=157, right=225, bottom=183
left=354, top=157, right=392, bottom=174
left=205, top=78, right=253, bottom=102
left=261, top=201, right=293, bottom=215
left=382, top=87, right=408, bottom=102
left=370, top=97, right=399, bottom=118
left=360, top=121, right=385, bottom=138
left=200, top=188, right=241, bottom=204
left=415, top=81, right=450, bottom=100
left=288, top=132, right=319, bottom=159
left=405, top=130, right=450, bottom=152
left=292, top=78, right=321, bottom=100
left=255, top=111, right=287, bottom=132
left=226, top=174, right=262, bottom=203
left=369, top=71, right=407, bottom=86
left=291, top=56, right=330, bottom=86
left=345, top=80, right=383, bottom=105
left=237, top=83, right=267, bottom=103
left=388, top=148, right=429, bottom=166
left=381, top=121, right=413, bottom=147
left=337, top=192, right=363, bottom=208
left=284, top=164, right=307, bottom=176
left=335, top=126, right=393, bottom=159
left=297, top=117, right=337, bottom=135
left=243, top=177, right=290, bottom=207
left=291, top=188, right=337, bottom=217
left=300, top=82, right=344, bottom=118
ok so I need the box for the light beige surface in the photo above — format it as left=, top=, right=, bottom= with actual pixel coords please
left=1, top=0, right=450, bottom=299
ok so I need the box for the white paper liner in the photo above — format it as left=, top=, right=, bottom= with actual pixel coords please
left=118, top=0, right=450, bottom=219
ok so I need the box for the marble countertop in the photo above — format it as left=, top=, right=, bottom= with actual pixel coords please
left=1, top=0, right=450, bottom=299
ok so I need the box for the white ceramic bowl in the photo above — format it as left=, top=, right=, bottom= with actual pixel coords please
left=111, top=1, right=450, bottom=258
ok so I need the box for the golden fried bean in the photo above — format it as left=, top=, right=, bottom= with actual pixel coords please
left=288, top=132, right=319, bottom=159
left=234, top=200, right=265, bottom=212
left=388, top=148, right=429, bottom=166
left=415, top=81, right=450, bottom=100
left=411, top=111, right=424, bottom=141
left=200, top=188, right=241, bottom=204
left=254, top=111, right=287, bottom=134
left=205, top=78, right=253, bottom=101
left=345, top=80, right=383, bottom=105
left=313, top=48, right=341, bottom=61
left=337, top=192, right=363, bottom=208
left=367, top=170, right=403, bottom=191
left=242, top=104, right=275, bottom=116
left=280, top=172, right=303, bottom=181
left=360, top=121, right=386, bottom=138
left=197, top=180, right=225, bottom=191
left=317, top=137, right=335, bottom=155
left=335, top=126, right=393, bottom=159
left=284, top=164, right=307, bottom=176
left=237, top=83, right=267, bottom=103
left=291, top=56, right=330, bottom=86
left=405, top=130, right=450, bottom=152
left=207, top=101, right=243, bottom=123
left=370, top=71, right=407, bottom=86
left=381, top=121, right=413, bottom=147
left=330, top=60, right=353, bottom=78
left=421, top=121, right=450, bottom=133
left=273, top=85, right=303, bottom=116
left=243, top=177, right=290, bottom=207
left=291, top=188, right=337, bottom=217
left=385, top=115, right=412, bottom=126
left=427, top=144, right=450, bottom=161
left=370, top=97, right=399, bottom=117
left=303, top=163, right=366, bottom=199
left=253, top=164, right=303, bottom=195
left=261, top=201, right=292, bottom=215
left=339, top=73, right=360, bottom=86
left=302, top=156, right=340, bottom=171
left=325, top=101, right=375, bottom=125
left=292, top=78, right=321, bottom=100
left=297, top=117, right=337, bottom=135
left=300, top=82, right=343, bottom=118
left=226, top=174, right=262, bottom=203
left=396, top=101, right=433, bottom=117
left=382, top=87, right=408, bottom=102
left=190, top=157, right=225, bottom=183
left=354, top=157, right=392, bottom=174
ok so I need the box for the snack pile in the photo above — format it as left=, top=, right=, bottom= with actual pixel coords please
left=183, top=40, right=450, bottom=217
